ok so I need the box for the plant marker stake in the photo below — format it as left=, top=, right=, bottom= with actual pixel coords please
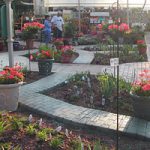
left=102, top=95, right=105, bottom=106
left=39, top=118, right=43, bottom=127
left=28, top=114, right=33, bottom=123
left=65, top=129, right=69, bottom=137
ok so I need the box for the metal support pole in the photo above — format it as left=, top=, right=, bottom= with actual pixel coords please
left=78, top=0, right=81, bottom=33
left=116, top=0, right=119, bottom=150
left=127, top=0, right=129, bottom=25
left=5, top=0, right=14, bottom=67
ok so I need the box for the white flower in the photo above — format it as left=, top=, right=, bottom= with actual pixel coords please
left=55, top=126, right=62, bottom=132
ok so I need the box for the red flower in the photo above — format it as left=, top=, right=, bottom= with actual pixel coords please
left=142, top=84, right=150, bottom=91
left=8, top=75, right=14, bottom=79
left=0, top=66, right=24, bottom=84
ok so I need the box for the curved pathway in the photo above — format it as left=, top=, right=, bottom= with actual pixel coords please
left=1, top=44, right=150, bottom=140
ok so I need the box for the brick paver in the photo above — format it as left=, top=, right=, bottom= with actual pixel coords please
left=1, top=43, right=150, bottom=140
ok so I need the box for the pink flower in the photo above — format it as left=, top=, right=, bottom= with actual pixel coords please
left=142, top=84, right=150, bottom=91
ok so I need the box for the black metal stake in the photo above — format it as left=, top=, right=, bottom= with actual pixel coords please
left=116, top=0, right=119, bottom=149
left=28, top=49, right=31, bottom=72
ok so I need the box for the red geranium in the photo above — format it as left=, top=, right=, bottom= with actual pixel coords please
left=60, top=45, right=74, bottom=56
left=22, top=22, right=44, bottom=40
left=0, top=65, right=24, bottom=84
left=131, top=70, right=150, bottom=96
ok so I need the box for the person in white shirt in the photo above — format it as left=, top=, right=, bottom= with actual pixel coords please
left=51, top=11, right=64, bottom=38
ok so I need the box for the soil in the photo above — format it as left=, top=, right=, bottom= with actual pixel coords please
left=23, top=71, right=53, bottom=85
left=7, top=72, right=150, bottom=149
left=43, top=74, right=133, bottom=117
left=0, top=110, right=115, bottom=150
left=92, top=53, right=147, bottom=65
left=1, top=108, right=150, bottom=150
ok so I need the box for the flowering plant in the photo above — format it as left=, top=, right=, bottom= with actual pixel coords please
left=60, top=45, right=74, bottom=56
left=0, top=65, right=24, bottom=84
left=108, top=23, right=130, bottom=34
left=22, top=22, right=44, bottom=40
left=136, top=39, right=146, bottom=55
left=131, top=70, right=150, bottom=96
left=137, top=40, right=146, bottom=49
left=30, top=46, right=54, bottom=60
left=53, top=38, right=64, bottom=47
left=36, top=50, right=54, bottom=60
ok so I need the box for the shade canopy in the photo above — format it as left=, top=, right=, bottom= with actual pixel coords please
left=44, top=0, right=150, bottom=8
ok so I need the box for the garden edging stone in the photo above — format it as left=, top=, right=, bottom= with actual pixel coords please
left=19, top=71, right=150, bottom=141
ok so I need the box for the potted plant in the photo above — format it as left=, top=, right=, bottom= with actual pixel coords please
left=137, top=40, right=147, bottom=55
left=53, top=38, right=64, bottom=50
left=64, top=21, right=76, bottom=45
left=60, top=45, right=77, bottom=63
left=108, top=23, right=130, bottom=43
left=144, top=23, right=150, bottom=44
left=130, top=69, right=150, bottom=120
left=35, top=46, right=54, bottom=75
left=22, top=22, right=44, bottom=49
left=0, top=65, right=24, bottom=111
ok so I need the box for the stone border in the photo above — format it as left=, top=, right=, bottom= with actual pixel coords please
left=19, top=72, right=150, bottom=141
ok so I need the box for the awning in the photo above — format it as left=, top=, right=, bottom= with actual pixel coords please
left=44, top=0, right=150, bottom=8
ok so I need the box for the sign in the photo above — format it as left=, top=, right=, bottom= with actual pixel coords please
left=110, top=58, right=119, bottom=66
left=90, top=12, right=109, bottom=17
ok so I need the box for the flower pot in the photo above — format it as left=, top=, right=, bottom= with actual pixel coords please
left=38, top=59, right=53, bottom=75
left=130, top=91, right=150, bottom=120
left=138, top=48, right=147, bottom=55
left=145, top=32, right=150, bottom=45
left=26, top=39, right=34, bottom=49
left=0, top=83, right=22, bottom=111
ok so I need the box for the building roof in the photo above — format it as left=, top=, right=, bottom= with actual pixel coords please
left=44, top=0, right=150, bottom=8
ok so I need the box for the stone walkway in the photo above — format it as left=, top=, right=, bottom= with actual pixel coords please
left=20, top=71, right=150, bottom=140
left=1, top=44, right=150, bottom=140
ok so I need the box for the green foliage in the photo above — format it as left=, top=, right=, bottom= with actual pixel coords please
left=26, top=124, right=37, bottom=136
left=49, top=137, right=63, bottom=149
left=0, top=142, right=12, bottom=150
left=78, top=37, right=98, bottom=45
left=0, top=143, right=21, bottom=150
left=119, top=78, right=131, bottom=92
left=122, top=44, right=136, bottom=55
left=68, top=71, right=90, bottom=87
left=0, top=121, right=9, bottom=135
left=36, top=130, right=48, bottom=141
left=93, top=141, right=108, bottom=150
left=64, top=22, right=76, bottom=38
left=10, top=117, right=27, bottom=130
left=69, top=138, right=82, bottom=150
left=97, top=73, right=116, bottom=99
left=39, top=45, right=52, bottom=52
left=97, top=73, right=131, bottom=99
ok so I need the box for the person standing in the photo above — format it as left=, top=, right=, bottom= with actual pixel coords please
left=43, top=15, right=51, bottom=46
left=51, top=11, right=64, bottom=38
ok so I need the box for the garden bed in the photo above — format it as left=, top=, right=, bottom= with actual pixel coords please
left=91, top=52, right=147, bottom=65
left=0, top=110, right=113, bottom=150
left=42, top=72, right=133, bottom=116
left=23, top=71, right=54, bottom=85
left=2, top=72, right=150, bottom=149
left=1, top=108, right=150, bottom=150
